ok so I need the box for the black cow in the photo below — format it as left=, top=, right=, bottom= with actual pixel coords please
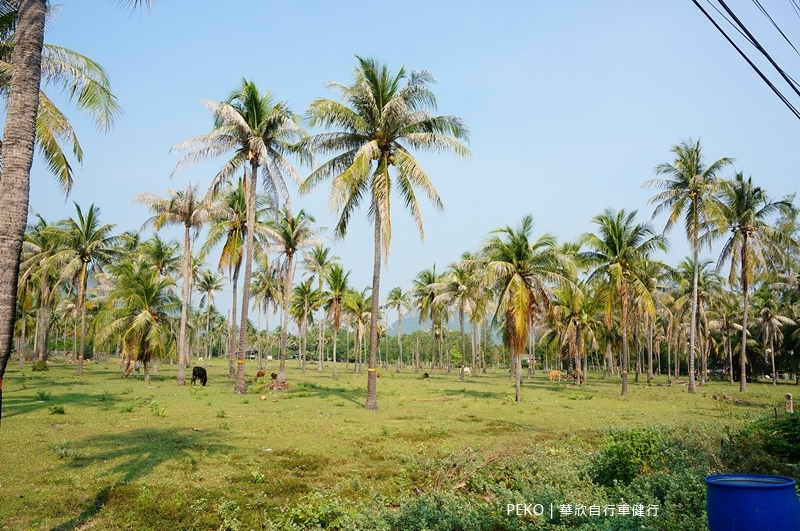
left=191, top=366, right=207, bottom=386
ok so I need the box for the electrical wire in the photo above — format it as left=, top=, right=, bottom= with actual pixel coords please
left=692, top=0, right=800, bottom=121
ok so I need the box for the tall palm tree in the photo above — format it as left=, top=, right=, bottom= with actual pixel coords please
left=755, top=296, right=793, bottom=386
left=303, top=245, right=338, bottom=371
left=581, top=208, right=667, bottom=396
left=172, top=79, right=307, bottom=394
left=412, top=265, right=444, bottom=371
left=196, top=268, right=224, bottom=366
left=434, top=258, right=480, bottom=379
left=250, top=257, right=280, bottom=369
left=325, top=264, right=350, bottom=379
left=134, top=183, right=209, bottom=386
left=481, top=215, right=572, bottom=401
left=645, top=139, right=732, bottom=393
left=51, top=203, right=118, bottom=375
left=716, top=172, right=796, bottom=391
left=290, top=278, right=319, bottom=373
left=97, top=259, right=180, bottom=384
left=343, top=287, right=372, bottom=374
left=300, top=56, right=470, bottom=410
left=20, top=214, right=61, bottom=361
left=263, top=208, right=320, bottom=383
left=200, top=177, right=269, bottom=378
left=384, top=287, right=410, bottom=373
left=0, top=0, right=151, bottom=419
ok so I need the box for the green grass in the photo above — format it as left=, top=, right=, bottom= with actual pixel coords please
left=0, top=358, right=793, bottom=530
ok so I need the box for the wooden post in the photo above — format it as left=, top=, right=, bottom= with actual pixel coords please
left=786, top=393, right=794, bottom=414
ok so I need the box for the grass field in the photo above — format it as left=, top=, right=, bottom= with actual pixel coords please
left=0, top=358, right=795, bottom=530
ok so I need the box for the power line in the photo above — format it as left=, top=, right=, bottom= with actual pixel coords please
left=692, top=0, right=800, bottom=121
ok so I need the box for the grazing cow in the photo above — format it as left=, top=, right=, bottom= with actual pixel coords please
left=191, top=366, right=207, bottom=386
left=549, top=370, right=564, bottom=382
left=255, top=370, right=266, bottom=381
left=461, top=367, right=471, bottom=377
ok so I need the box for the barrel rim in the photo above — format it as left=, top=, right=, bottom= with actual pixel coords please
left=705, top=474, right=797, bottom=489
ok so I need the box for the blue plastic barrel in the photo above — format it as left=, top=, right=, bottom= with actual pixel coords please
left=705, top=474, right=800, bottom=530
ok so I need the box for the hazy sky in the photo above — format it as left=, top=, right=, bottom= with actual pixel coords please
left=26, top=1, right=799, bottom=317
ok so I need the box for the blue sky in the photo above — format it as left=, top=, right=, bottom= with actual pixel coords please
left=27, top=1, right=799, bottom=317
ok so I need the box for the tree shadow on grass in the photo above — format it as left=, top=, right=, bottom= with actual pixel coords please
left=49, top=426, right=232, bottom=531
left=252, top=381, right=366, bottom=407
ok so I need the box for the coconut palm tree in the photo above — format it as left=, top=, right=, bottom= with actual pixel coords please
left=200, top=177, right=269, bottom=379
left=0, top=0, right=152, bottom=419
left=172, top=79, right=308, bottom=394
left=325, top=264, right=350, bottom=378
left=481, top=215, right=573, bottom=401
left=384, top=287, right=410, bottom=373
left=134, top=183, right=209, bottom=386
left=581, top=208, right=667, bottom=396
left=263, top=208, right=320, bottom=383
left=716, top=172, right=796, bottom=391
left=138, top=234, right=181, bottom=281
left=251, top=257, right=280, bottom=369
left=196, top=268, right=224, bottom=366
left=303, top=245, right=338, bottom=371
left=97, top=259, right=180, bottom=383
left=50, top=203, right=118, bottom=375
left=645, top=139, right=732, bottom=393
left=434, top=258, right=481, bottom=379
left=300, top=56, right=470, bottom=409
left=412, top=266, right=444, bottom=371
left=290, top=278, right=319, bottom=373
left=20, top=214, right=62, bottom=361
left=343, top=287, right=372, bottom=374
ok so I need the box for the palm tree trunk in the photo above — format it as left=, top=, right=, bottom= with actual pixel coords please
left=414, top=336, right=420, bottom=373
left=177, top=223, right=192, bottom=385
left=397, top=308, right=403, bottom=373
left=740, top=237, right=749, bottom=392
left=332, top=327, right=338, bottom=378
left=770, top=336, right=776, bottom=386
left=229, top=269, right=239, bottom=379
left=0, top=0, right=46, bottom=420
left=278, top=259, right=295, bottom=384
left=317, top=308, right=325, bottom=372
left=688, top=245, right=700, bottom=393
left=647, top=318, right=654, bottom=385
left=727, top=327, right=734, bottom=385
left=234, top=164, right=258, bottom=394
left=76, top=267, right=89, bottom=376
left=666, top=330, right=672, bottom=384
left=621, top=288, right=629, bottom=396
left=364, top=214, right=381, bottom=410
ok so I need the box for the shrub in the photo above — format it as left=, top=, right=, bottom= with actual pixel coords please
left=722, top=412, right=800, bottom=479
left=31, top=360, right=48, bottom=371
left=589, top=428, right=660, bottom=487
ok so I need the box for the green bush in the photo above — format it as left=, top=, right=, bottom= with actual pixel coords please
left=31, top=360, right=48, bottom=371
left=722, top=412, right=800, bottom=479
left=589, top=428, right=660, bottom=487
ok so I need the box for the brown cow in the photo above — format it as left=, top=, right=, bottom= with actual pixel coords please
left=549, top=370, right=564, bottom=382
left=255, top=370, right=266, bottom=381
